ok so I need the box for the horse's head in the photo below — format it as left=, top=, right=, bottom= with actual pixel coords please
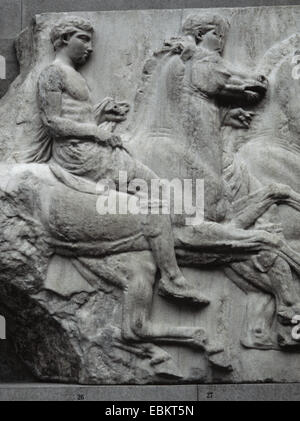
left=273, top=53, right=300, bottom=143
left=94, top=97, right=130, bottom=126
left=249, top=34, right=300, bottom=144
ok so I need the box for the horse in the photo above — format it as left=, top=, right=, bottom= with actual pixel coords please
left=126, top=36, right=300, bottom=350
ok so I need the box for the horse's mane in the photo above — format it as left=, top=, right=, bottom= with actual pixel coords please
left=127, top=37, right=195, bottom=137
left=257, top=33, right=300, bottom=77
left=135, top=37, right=194, bottom=108
left=232, top=33, right=300, bottom=151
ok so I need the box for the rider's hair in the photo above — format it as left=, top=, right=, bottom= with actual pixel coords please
left=182, top=13, right=230, bottom=39
left=50, top=16, right=94, bottom=51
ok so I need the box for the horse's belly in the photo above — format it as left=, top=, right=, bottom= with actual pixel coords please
left=47, top=185, right=143, bottom=243
left=130, top=134, right=226, bottom=222
left=129, top=134, right=187, bottom=180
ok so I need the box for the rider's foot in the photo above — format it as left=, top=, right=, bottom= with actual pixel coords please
left=158, top=274, right=210, bottom=306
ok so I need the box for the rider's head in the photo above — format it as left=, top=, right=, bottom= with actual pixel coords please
left=182, top=13, right=229, bottom=54
left=50, top=16, right=94, bottom=66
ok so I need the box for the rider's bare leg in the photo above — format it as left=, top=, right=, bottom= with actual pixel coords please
left=123, top=157, right=209, bottom=305
left=142, top=212, right=209, bottom=305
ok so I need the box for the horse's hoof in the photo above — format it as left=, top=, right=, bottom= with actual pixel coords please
left=208, top=350, right=233, bottom=372
left=153, top=358, right=184, bottom=380
left=188, top=328, right=209, bottom=349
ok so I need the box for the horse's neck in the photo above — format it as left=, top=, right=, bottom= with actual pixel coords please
left=249, top=103, right=300, bottom=155
left=251, top=57, right=300, bottom=154
left=129, top=55, right=185, bottom=142
left=253, top=133, right=300, bottom=155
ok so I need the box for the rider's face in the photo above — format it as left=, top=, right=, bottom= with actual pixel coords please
left=198, top=28, right=224, bottom=54
left=65, top=30, right=93, bottom=66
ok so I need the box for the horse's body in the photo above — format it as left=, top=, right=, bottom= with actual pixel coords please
left=126, top=35, right=300, bottom=350
left=238, top=34, right=300, bottom=254
left=127, top=46, right=227, bottom=223
left=0, top=163, right=146, bottom=246
left=0, top=160, right=241, bottom=368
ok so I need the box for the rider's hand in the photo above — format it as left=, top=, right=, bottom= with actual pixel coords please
left=223, top=108, right=255, bottom=129
left=95, top=127, right=123, bottom=148
left=107, top=134, right=123, bottom=149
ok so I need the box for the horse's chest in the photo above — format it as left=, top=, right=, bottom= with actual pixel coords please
left=241, top=143, right=300, bottom=192
left=239, top=142, right=300, bottom=241
left=278, top=205, right=300, bottom=242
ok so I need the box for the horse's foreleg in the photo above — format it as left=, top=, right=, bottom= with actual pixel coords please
left=229, top=253, right=300, bottom=326
left=232, top=186, right=283, bottom=229
left=232, top=183, right=300, bottom=229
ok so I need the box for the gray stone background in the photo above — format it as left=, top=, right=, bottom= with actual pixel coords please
left=0, top=0, right=300, bottom=100
left=0, top=0, right=300, bottom=384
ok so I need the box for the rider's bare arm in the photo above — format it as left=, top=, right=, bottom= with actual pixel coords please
left=38, top=65, right=113, bottom=144
left=218, top=71, right=268, bottom=104
left=219, top=80, right=267, bottom=104
left=191, top=59, right=231, bottom=97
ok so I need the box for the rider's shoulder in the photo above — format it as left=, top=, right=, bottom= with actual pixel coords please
left=38, top=63, right=65, bottom=89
